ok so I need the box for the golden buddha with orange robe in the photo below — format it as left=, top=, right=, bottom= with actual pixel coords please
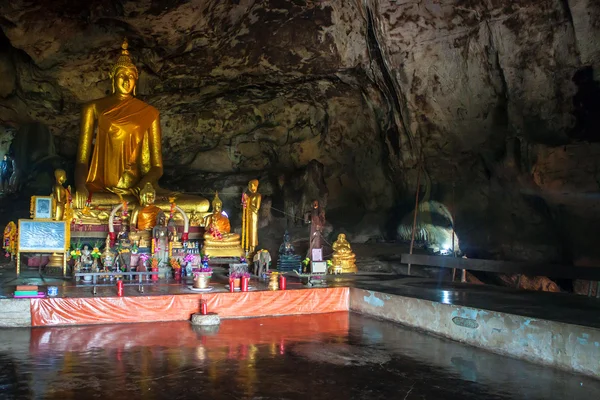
left=131, top=182, right=162, bottom=231
left=203, top=193, right=243, bottom=258
left=73, top=39, right=209, bottom=220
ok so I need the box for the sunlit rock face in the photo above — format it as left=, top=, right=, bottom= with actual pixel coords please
left=0, top=0, right=599, bottom=268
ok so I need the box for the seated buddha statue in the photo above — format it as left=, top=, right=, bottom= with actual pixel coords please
left=73, top=38, right=209, bottom=220
left=131, top=182, right=162, bottom=231
left=277, top=230, right=302, bottom=272
left=202, top=193, right=243, bottom=258
left=331, top=233, right=357, bottom=274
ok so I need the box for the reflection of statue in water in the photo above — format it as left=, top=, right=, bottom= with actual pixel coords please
left=277, top=231, right=302, bottom=272
left=331, top=233, right=357, bottom=274
left=203, top=193, right=243, bottom=258
left=73, top=38, right=209, bottom=217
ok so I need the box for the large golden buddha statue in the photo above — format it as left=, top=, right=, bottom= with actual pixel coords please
left=73, top=39, right=209, bottom=219
left=203, top=193, right=243, bottom=258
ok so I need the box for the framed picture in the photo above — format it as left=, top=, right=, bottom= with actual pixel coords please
left=311, top=261, right=327, bottom=274
left=18, top=219, right=67, bottom=252
left=311, top=248, right=323, bottom=261
left=31, top=196, right=53, bottom=220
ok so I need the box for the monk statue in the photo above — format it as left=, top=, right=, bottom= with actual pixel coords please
left=203, top=193, right=243, bottom=258
left=131, top=182, right=162, bottom=231
left=241, top=179, right=261, bottom=255
left=73, top=38, right=209, bottom=219
left=331, top=233, right=357, bottom=274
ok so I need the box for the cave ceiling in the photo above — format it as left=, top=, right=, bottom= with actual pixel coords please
left=0, top=0, right=600, bottom=262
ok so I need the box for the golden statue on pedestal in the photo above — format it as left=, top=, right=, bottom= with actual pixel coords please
left=73, top=39, right=209, bottom=222
left=331, top=233, right=357, bottom=274
left=203, top=193, right=243, bottom=258
left=241, top=179, right=261, bottom=256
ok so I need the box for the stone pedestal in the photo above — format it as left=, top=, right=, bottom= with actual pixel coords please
left=191, top=313, right=221, bottom=326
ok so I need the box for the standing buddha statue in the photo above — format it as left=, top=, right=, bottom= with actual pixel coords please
left=73, top=38, right=209, bottom=219
left=241, top=179, right=261, bottom=255
left=52, top=169, right=71, bottom=221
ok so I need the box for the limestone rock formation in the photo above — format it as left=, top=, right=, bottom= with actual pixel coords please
left=0, top=0, right=599, bottom=287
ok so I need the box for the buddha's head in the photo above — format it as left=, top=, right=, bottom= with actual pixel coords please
left=54, top=169, right=67, bottom=185
left=248, top=179, right=259, bottom=193
left=156, top=211, right=166, bottom=226
left=140, top=182, right=156, bottom=206
left=338, top=233, right=347, bottom=242
left=110, top=39, right=139, bottom=96
left=211, top=192, right=223, bottom=213
left=312, top=200, right=319, bottom=209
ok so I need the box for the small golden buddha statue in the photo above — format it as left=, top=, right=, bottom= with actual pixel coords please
left=73, top=38, right=209, bottom=219
left=331, top=233, right=357, bottom=274
left=203, top=193, right=243, bottom=258
left=131, top=182, right=162, bottom=231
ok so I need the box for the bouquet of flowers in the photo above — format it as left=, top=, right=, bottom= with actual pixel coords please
left=150, top=257, right=160, bottom=269
left=192, top=265, right=212, bottom=278
left=231, top=271, right=251, bottom=279
left=139, top=253, right=150, bottom=264
left=91, top=241, right=102, bottom=260
left=69, top=240, right=82, bottom=260
left=183, top=253, right=195, bottom=264
left=208, top=222, right=223, bottom=240
left=169, top=257, right=181, bottom=270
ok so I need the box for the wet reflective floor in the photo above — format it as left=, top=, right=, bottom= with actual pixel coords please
left=0, top=312, right=598, bottom=399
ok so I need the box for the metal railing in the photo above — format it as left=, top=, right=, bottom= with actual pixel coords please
left=401, top=254, right=600, bottom=298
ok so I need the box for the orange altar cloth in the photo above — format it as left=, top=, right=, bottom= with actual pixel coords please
left=30, top=287, right=349, bottom=327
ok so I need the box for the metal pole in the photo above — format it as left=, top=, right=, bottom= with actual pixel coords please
left=408, top=164, right=422, bottom=276
left=451, top=181, right=456, bottom=281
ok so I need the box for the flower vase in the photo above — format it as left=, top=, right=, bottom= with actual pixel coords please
left=174, top=268, right=182, bottom=281
left=193, top=272, right=211, bottom=289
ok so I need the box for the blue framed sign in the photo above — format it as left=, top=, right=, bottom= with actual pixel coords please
left=18, top=219, right=67, bottom=252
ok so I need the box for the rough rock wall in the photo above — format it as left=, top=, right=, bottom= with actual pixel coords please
left=0, top=0, right=599, bottom=265
left=363, top=0, right=600, bottom=263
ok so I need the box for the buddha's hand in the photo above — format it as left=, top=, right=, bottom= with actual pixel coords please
left=75, top=185, right=89, bottom=209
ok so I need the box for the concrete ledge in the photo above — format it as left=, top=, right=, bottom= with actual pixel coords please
left=350, top=288, right=600, bottom=378
left=0, top=299, right=32, bottom=327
